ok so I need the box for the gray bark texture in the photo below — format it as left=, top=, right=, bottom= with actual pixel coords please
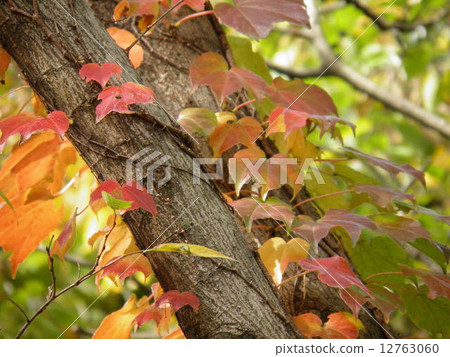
left=0, top=0, right=388, bottom=338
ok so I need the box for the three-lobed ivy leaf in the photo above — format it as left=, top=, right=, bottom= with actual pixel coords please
left=190, top=52, right=267, bottom=101
left=299, top=256, right=370, bottom=295
left=177, top=108, right=217, bottom=137
left=343, top=147, right=426, bottom=186
left=214, top=0, right=309, bottom=39
left=230, top=196, right=295, bottom=231
left=79, top=62, right=122, bottom=89
left=354, top=184, right=415, bottom=208
left=258, top=237, right=309, bottom=285
left=90, top=179, right=157, bottom=215
left=209, top=116, right=263, bottom=157
left=374, top=215, right=430, bottom=243
left=95, top=82, right=155, bottom=122
left=400, top=265, right=450, bottom=300
left=0, top=111, right=70, bottom=149
left=155, top=290, right=200, bottom=312
left=292, top=209, right=377, bottom=246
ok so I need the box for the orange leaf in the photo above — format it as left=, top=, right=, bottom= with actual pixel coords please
left=92, top=294, right=148, bottom=339
left=293, top=313, right=323, bottom=338
left=0, top=196, right=63, bottom=277
left=209, top=116, right=263, bottom=157
left=107, top=27, right=144, bottom=68
left=0, top=46, right=11, bottom=83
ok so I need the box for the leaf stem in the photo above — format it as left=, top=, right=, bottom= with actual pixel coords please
left=293, top=189, right=354, bottom=209
left=175, top=10, right=215, bottom=27
left=232, top=96, right=267, bottom=112
left=277, top=270, right=311, bottom=287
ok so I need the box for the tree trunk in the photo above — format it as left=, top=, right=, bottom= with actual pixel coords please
left=0, top=0, right=387, bottom=338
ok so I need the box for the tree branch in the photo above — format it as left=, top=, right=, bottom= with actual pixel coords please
left=346, top=0, right=449, bottom=32
left=276, top=0, right=450, bottom=140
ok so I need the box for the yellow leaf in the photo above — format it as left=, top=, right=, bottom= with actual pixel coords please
left=150, top=243, right=235, bottom=260
left=258, top=237, right=309, bottom=285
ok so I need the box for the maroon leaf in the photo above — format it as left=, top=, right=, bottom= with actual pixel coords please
left=299, top=256, right=370, bottom=294
left=343, top=147, right=425, bottom=186
left=190, top=52, right=267, bottom=101
left=230, top=197, right=295, bottom=231
left=79, top=62, right=122, bottom=88
left=400, top=265, right=450, bottom=300
left=268, top=77, right=338, bottom=116
left=214, top=0, right=309, bottom=39
left=354, top=184, right=415, bottom=208
left=375, top=216, right=430, bottom=243
left=339, top=288, right=368, bottom=318
left=0, top=111, right=70, bottom=149
left=292, top=209, right=377, bottom=245
left=96, top=82, right=155, bottom=122
left=155, top=290, right=200, bottom=312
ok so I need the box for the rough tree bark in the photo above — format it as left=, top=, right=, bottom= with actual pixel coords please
left=0, top=0, right=388, bottom=338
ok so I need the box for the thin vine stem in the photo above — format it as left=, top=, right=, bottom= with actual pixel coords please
left=175, top=10, right=215, bottom=27
left=276, top=270, right=311, bottom=287
left=292, top=189, right=354, bottom=209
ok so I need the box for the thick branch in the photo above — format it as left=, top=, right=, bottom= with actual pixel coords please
left=0, top=0, right=300, bottom=339
left=278, top=0, right=450, bottom=140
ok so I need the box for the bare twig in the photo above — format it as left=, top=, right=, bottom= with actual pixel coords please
left=6, top=298, right=30, bottom=323
left=346, top=0, right=449, bottom=32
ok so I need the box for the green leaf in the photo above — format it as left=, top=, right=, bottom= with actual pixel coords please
left=0, top=188, right=14, bottom=212
left=346, top=230, right=409, bottom=284
left=149, top=243, right=235, bottom=260
left=401, top=286, right=450, bottom=337
left=409, top=238, right=448, bottom=273
left=101, top=191, right=132, bottom=210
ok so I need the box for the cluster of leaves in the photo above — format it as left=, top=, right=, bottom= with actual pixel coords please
left=0, top=0, right=449, bottom=339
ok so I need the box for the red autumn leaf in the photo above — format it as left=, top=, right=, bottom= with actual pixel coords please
left=122, top=181, right=157, bottom=215
left=292, top=209, right=376, bottom=246
left=190, top=52, right=267, bottom=101
left=95, top=82, right=155, bottom=122
left=230, top=197, right=295, bottom=231
left=155, top=290, right=200, bottom=312
left=267, top=107, right=308, bottom=137
left=299, top=256, right=370, bottom=294
left=107, top=27, right=144, bottom=68
left=214, top=0, right=309, bottom=39
left=400, top=265, right=450, bottom=300
left=0, top=111, right=70, bottom=149
left=209, top=116, right=263, bottom=157
left=50, top=210, right=77, bottom=260
left=343, top=147, right=426, bottom=186
left=134, top=306, right=164, bottom=328
left=375, top=216, right=430, bottom=243
left=90, top=179, right=157, bottom=215
left=229, top=147, right=266, bottom=196
left=354, top=184, right=415, bottom=208
left=98, top=254, right=153, bottom=283
left=161, top=0, right=205, bottom=13
left=367, top=285, right=403, bottom=323
left=268, top=77, right=338, bottom=116
left=79, top=62, right=122, bottom=89
left=339, top=288, right=368, bottom=318
left=0, top=46, right=11, bottom=83
left=90, top=179, right=121, bottom=204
